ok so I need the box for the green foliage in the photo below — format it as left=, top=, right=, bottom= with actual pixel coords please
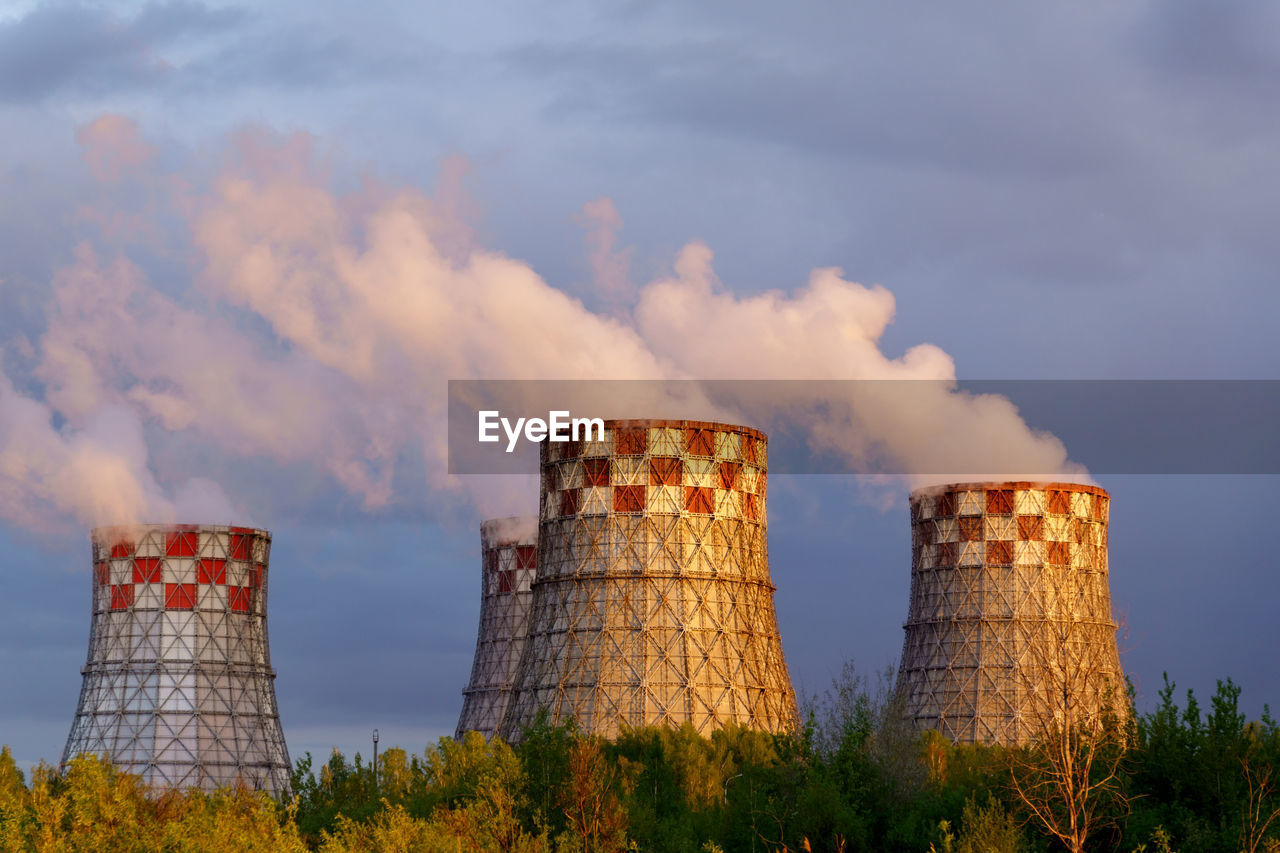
left=289, top=749, right=382, bottom=842
left=951, top=794, right=1024, bottom=853
left=0, top=752, right=305, bottom=851
left=5, top=667, right=1280, bottom=851
left=1128, top=675, right=1280, bottom=853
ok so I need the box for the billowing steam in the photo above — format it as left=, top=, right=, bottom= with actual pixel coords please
left=0, top=116, right=1082, bottom=530
left=0, top=375, right=232, bottom=530
left=481, top=516, right=539, bottom=547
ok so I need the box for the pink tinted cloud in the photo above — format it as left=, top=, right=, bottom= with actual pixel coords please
left=0, top=117, right=1085, bottom=532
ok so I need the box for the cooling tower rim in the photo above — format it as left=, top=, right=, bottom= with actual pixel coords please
left=90, top=522, right=271, bottom=542
left=909, top=481, right=1108, bottom=500
left=596, top=418, right=767, bottom=442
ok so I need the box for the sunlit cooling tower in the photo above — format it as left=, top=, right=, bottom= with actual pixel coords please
left=455, top=517, right=538, bottom=740
left=62, top=525, right=291, bottom=793
left=896, top=482, right=1126, bottom=744
left=500, top=419, right=798, bottom=741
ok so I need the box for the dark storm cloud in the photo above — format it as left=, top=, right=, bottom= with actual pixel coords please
left=1134, top=0, right=1280, bottom=88
left=509, top=37, right=1117, bottom=181
left=0, top=2, right=244, bottom=102
left=498, top=1, right=1280, bottom=294
left=175, top=23, right=431, bottom=94
left=503, top=4, right=1148, bottom=181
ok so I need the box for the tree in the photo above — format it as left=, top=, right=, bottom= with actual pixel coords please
left=559, top=737, right=628, bottom=853
left=0, top=747, right=27, bottom=853
left=1007, top=564, right=1132, bottom=853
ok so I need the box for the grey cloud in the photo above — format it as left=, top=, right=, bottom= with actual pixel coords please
left=1133, top=0, right=1280, bottom=87
left=505, top=7, right=1135, bottom=181
left=0, top=2, right=244, bottom=102
left=177, top=27, right=431, bottom=94
left=0, top=1, right=428, bottom=104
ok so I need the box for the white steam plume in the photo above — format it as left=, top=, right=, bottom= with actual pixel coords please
left=482, top=516, right=539, bottom=546
left=0, top=116, right=1083, bottom=531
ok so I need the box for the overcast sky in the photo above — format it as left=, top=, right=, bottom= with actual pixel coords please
left=2, top=0, right=1278, bottom=771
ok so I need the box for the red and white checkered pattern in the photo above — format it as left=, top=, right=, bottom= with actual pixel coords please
left=911, top=483, right=1109, bottom=573
left=92, top=525, right=268, bottom=617
left=480, top=524, right=537, bottom=596
left=65, top=524, right=291, bottom=793
left=457, top=518, right=539, bottom=740
left=897, top=482, right=1125, bottom=746
left=540, top=421, right=768, bottom=523
left=501, top=420, right=797, bottom=742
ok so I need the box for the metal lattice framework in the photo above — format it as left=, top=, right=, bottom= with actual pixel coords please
left=896, top=482, right=1126, bottom=745
left=62, top=524, right=291, bottom=793
left=499, top=419, right=798, bottom=741
left=455, top=517, right=538, bottom=740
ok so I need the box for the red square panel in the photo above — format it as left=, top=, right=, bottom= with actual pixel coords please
left=516, top=545, right=537, bottom=569
left=133, top=557, right=162, bottom=584
left=685, top=428, right=714, bottom=457
left=1048, top=490, right=1071, bottom=515
left=741, top=435, right=756, bottom=464
left=684, top=486, right=714, bottom=515
left=229, top=533, right=251, bottom=561
left=94, top=562, right=109, bottom=586
left=498, top=569, right=514, bottom=593
left=649, top=457, right=682, bottom=486
left=742, top=492, right=758, bottom=521
left=196, top=558, right=227, bottom=585
left=559, top=488, right=579, bottom=517
left=583, top=457, right=610, bottom=487
left=252, top=564, right=265, bottom=589
left=166, top=531, right=197, bottom=557
left=717, top=461, right=740, bottom=490
left=612, top=484, right=644, bottom=513
left=1047, top=542, right=1071, bottom=565
left=936, top=542, right=956, bottom=566
left=110, top=540, right=134, bottom=559
left=228, top=586, right=251, bottom=613
left=110, top=584, right=134, bottom=610
left=1017, top=515, right=1043, bottom=541
left=165, top=583, right=196, bottom=610
left=936, top=492, right=955, bottom=517
left=987, top=540, right=1013, bottom=564
left=958, top=517, right=983, bottom=542
left=615, top=427, right=647, bottom=456
left=985, top=489, right=1013, bottom=515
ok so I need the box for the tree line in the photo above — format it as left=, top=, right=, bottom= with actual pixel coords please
left=1, top=667, right=1278, bottom=852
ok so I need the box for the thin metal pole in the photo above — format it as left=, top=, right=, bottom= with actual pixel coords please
left=372, top=729, right=379, bottom=790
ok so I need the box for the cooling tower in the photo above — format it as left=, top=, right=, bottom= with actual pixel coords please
left=499, top=419, right=798, bottom=741
left=896, top=482, right=1126, bottom=744
left=455, top=517, right=538, bottom=740
left=62, top=524, right=291, bottom=793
